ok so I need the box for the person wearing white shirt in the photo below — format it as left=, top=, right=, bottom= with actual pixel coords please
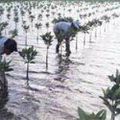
left=53, top=20, right=80, bottom=56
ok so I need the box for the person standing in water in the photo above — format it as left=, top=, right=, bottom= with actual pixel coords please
left=53, top=20, right=80, bottom=56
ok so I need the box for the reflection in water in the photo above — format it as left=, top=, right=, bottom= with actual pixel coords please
left=54, top=54, right=71, bottom=83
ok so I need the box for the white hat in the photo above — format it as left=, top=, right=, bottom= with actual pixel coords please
left=72, top=21, right=80, bottom=29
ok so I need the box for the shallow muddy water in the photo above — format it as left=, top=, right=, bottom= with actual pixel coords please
left=2, top=20, right=119, bottom=120
left=0, top=1, right=120, bottom=120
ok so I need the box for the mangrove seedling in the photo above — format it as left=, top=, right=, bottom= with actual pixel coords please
left=77, top=107, right=106, bottom=120
left=79, top=24, right=90, bottom=45
left=0, top=58, right=13, bottom=74
left=101, top=15, right=110, bottom=32
left=100, top=70, right=120, bottom=120
left=0, top=22, right=8, bottom=37
left=41, top=32, right=53, bottom=70
left=46, top=13, right=50, bottom=19
left=22, top=24, right=29, bottom=46
left=14, top=16, right=19, bottom=29
left=45, top=22, right=49, bottom=32
left=0, top=58, right=13, bottom=109
left=9, top=29, right=18, bottom=38
left=68, top=27, right=79, bottom=51
left=7, top=13, right=11, bottom=20
left=20, top=46, right=37, bottom=85
left=29, top=15, right=35, bottom=28
left=77, top=70, right=120, bottom=120
left=35, top=22, right=42, bottom=42
left=38, top=14, right=42, bottom=21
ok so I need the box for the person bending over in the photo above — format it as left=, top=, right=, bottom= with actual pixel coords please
left=53, top=20, right=80, bottom=56
left=0, top=37, right=17, bottom=57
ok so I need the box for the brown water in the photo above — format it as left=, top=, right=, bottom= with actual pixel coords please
left=0, top=1, right=120, bottom=120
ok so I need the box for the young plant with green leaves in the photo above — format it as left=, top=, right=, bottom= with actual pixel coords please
left=45, top=22, right=49, bottom=32
left=0, top=22, right=8, bottom=36
left=79, top=24, right=90, bottom=45
left=41, top=32, right=53, bottom=70
left=7, top=13, right=11, bottom=20
left=100, top=70, right=120, bottom=120
left=77, top=70, right=120, bottom=120
left=9, top=29, right=18, bottom=38
left=0, top=58, right=13, bottom=75
left=35, top=22, right=42, bottom=42
left=68, top=27, right=80, bottom=51
left=38, top=13, right=42, bottom=21
left=0, top=7, right=4, bottom=21
left=77, top=107, right=106, bottom=120
left=29, top=15, right=35, bottom=28
left=86, top=19, right=102, bottom=42
left=20, top=46, right=37, bottom=85
left=46, top=13, right=50, bottom=20
left=0, top=58, right=13, bottom=109
left=101, top=15, right=110, bottom=32
left=14, top=16, right=19, bottom=29
left=22, top=24, right=29, bottom=46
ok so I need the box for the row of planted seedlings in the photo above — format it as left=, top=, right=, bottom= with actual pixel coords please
left=2, top=15, right=118, bottom=88
left=0, top=1, right=120, bottom=87
left=0, top=0, right=120, bottom=114
left=0, top=2, right=119, bottom=45
left=1, top=1, right=119, bottom=23
left=0, top=2, right=115, bottom=35
left=0, top=18, right=119, bottom=120
left=0, top=1, right=120, bottom=34
left=0, top=6, right=119, bottom=45
left=3, top=2, right=120, bottom=43
left=18, top=32, right=54, bottom=86
left=0, top=1, right=120, bottom=53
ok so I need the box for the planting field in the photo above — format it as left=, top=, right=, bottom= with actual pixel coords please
left=0, top=0, right=120, bottom=120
